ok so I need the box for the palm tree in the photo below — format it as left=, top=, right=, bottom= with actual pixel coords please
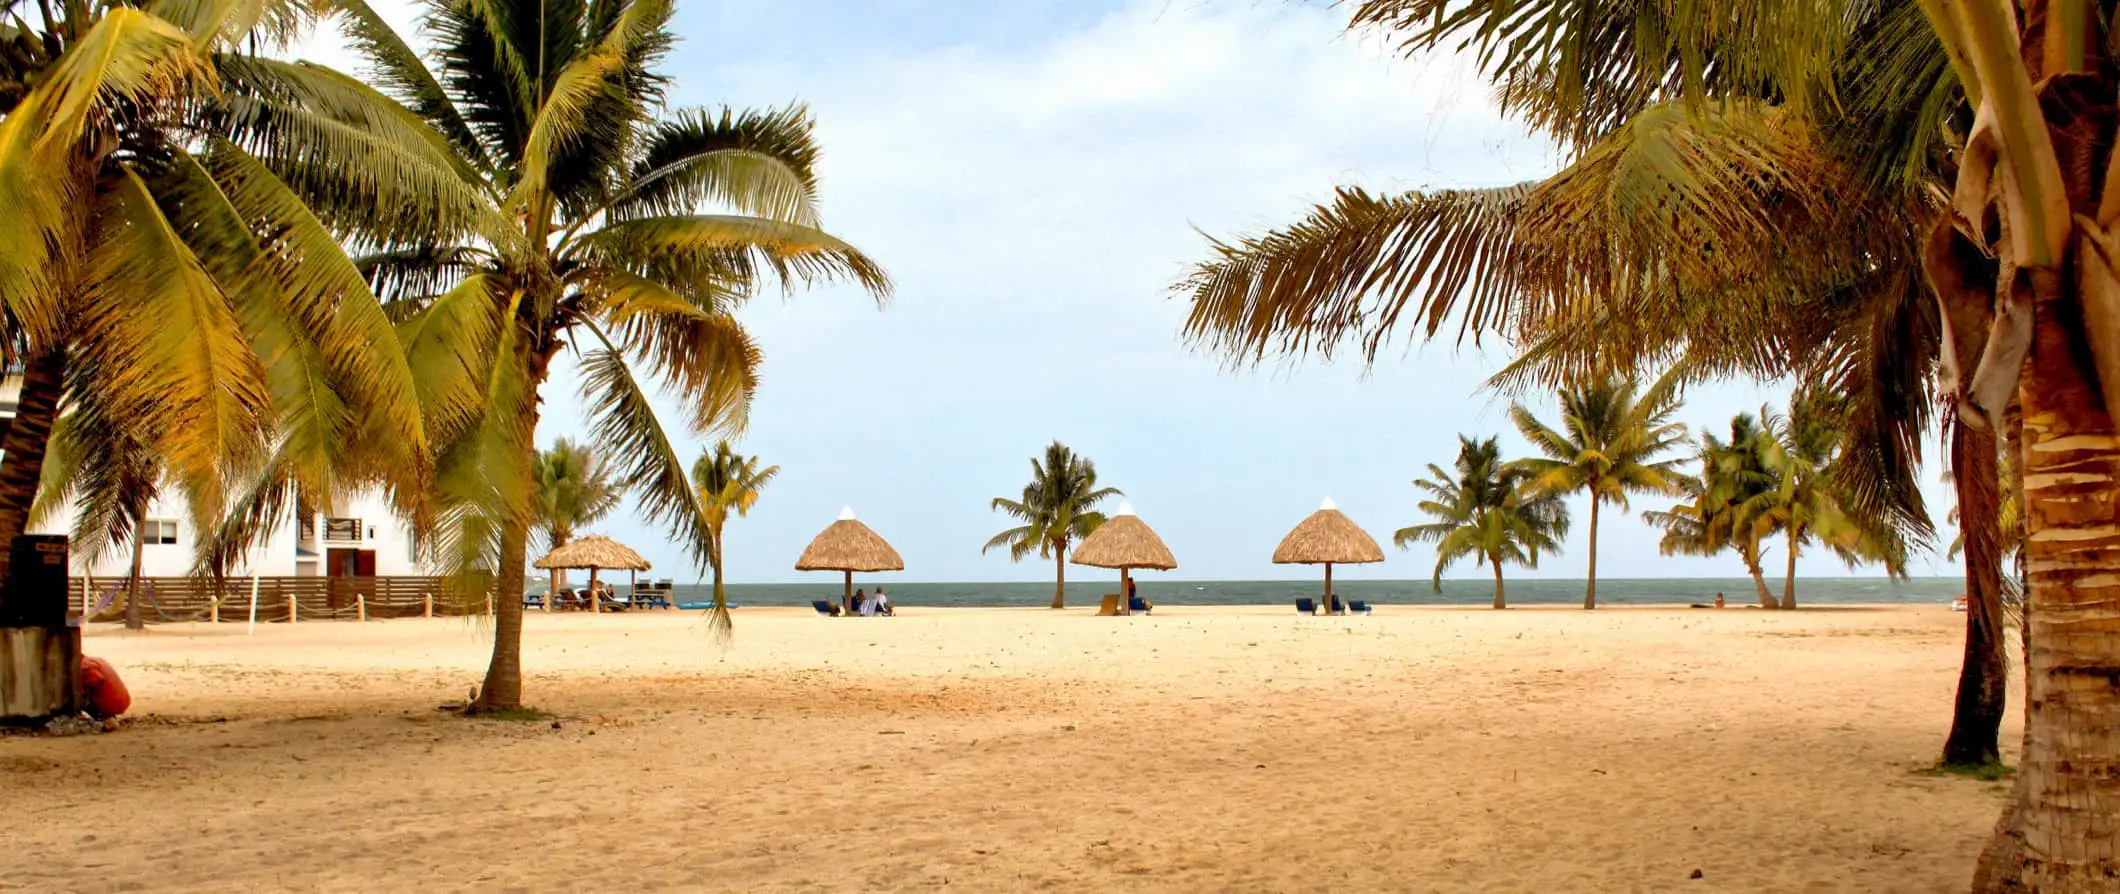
left=315, top=0, right=888, bottom=711
left=0, top=0, right=429, bottom=601
left=1395, top=436, right=1569, bottom=609
left=30, top=415, right=161, bottom=629
left=533, top=440, right=620, bottom=554
left=1741, top=388, right=1908, bottom=609
left=983, top=442, right=1122, bottom=609
left=691, top=441, right=779, bottom=622
left=1508, top=373, right=1688, bottom=609
left=1645, top=415, right=1782, bottom=608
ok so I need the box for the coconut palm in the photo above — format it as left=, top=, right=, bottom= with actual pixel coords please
left=0, top=0, right=429, bottom=601
left=533, top=440, right=620, bottom=554
left=1508, top=373, right=1688, bottom=609
left=1645, top=415, right=1782, bottom=608
left=691, top=441, right=779, bottom=621
left=1741, top=388, right=1909, bottom=609
left=1395, top=436, right=1569, bottom=609
left=983, top=441, right=1122, bottom=609
left=29, top=414, right=161, bottom=629
left=310, top=0, right=888, bottom=711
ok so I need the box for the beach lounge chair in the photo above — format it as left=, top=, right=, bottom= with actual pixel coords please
left=1096, top=594, right=1122, bottom=616
left=1325, top=596, right=1347, bottom=615
left=1127, top=595, right=1152, bottom=615
left=812, top=600, right=841, bottom=616
left=552, top=589, right=586, bottom=611
left=595, top=591, right=630, bottom=612
left=1294, top=597, right=1317, bottom=615
left=1348, top=600, right=1372, bottom=614
left=523, top=592, right=544, bottom=610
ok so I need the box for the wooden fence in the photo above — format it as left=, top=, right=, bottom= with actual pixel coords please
left=70, top=576, right=492, bottom=624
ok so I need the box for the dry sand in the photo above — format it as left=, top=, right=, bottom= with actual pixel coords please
left=1, top=604, right=2015, bottom=892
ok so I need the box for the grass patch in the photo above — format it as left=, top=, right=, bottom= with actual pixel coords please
left=1919, top=761, right=2015, bottom=782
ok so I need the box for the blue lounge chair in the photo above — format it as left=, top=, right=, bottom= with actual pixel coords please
left=523, top=592, right=545, bottom=610
left=1325, top=596, right=1347, bottom=615
left=1294, top=597, right=1317, bottom=615
left=1128, top=595, right=1152, bottom=614
left=596, top=592, right=630, bottom=612
left=812, top=600, right=841, bottom=616
left=1348, top=600, right=1372, bottom=614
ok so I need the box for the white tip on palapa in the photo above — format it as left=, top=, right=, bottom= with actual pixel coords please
left=1115, top=501, right=1136, bottom=517
left=1320, top=497, right=1337, bottom=511
left=838, top=506, right=857, bottom=521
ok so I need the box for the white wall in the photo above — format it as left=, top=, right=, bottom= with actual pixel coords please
left=30, top=487, right=433, bottom=578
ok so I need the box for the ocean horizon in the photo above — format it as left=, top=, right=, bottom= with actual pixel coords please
left=576, top=576, right=1967, bottom=608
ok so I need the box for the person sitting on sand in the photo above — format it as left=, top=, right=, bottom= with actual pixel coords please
left=851, top=588, right=866, bottom=617
left=873, top=587, right=893, bottom=617
left=1715, top=593, right=1725, bottom=609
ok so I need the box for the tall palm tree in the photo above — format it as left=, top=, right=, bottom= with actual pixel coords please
left=1395, top=436, right=1569, bottom=609
left=1645, top=415, right=1782, bottom=608
left=1508, top=373, right=1688, bottom=609
left=1741, top=388, right=1908, bottom=609
left=983, top=441, right=1122, bottom=609
left=691, top=441, right=778, bottom=625
left=533, top=440, right=620, bottom=554
left=317, top=0, right=888, bottom=711
left=0, top=0, right=429, bottom=603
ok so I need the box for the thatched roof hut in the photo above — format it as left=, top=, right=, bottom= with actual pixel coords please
left=796, top=508, right=903, bottom=606
left=1070, top=504, right=1173, bottom=615
left=796, top=507, right=905, bottom=572
left=535, top=535, right=652, bottom=571
left=1071, top=505, right=1177, bottom=571
left=534, top=535, right=650, bottom=614
left=1272, top=498, right=1382, bottom=610
left=1273, top=498, right=1384, bottom=565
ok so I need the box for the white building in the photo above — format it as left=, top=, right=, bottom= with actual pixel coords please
left=0, top=373, right=432, bottom=579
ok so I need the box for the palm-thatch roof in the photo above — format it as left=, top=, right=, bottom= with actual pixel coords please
left=1273, top=498, right=1384, bottom=565
left=1071, top=504, right=1177, bottom=570
left=795, top=507, right=905, bottom=572
left=534, top=534, right=652, bottom=571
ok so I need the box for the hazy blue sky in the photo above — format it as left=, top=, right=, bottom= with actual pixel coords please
left=306, top=1, right=1958, bottom=584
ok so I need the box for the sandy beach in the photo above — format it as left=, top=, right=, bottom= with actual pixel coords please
left=0, top=605, right=2013, bottom=891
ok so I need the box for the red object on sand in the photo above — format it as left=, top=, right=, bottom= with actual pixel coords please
left=79, top=656, right=130, bottom=717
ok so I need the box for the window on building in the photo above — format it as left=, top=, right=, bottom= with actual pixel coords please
left=142, top=519, right=178, bottom=545
left=323, top=517, right=362, bottom=543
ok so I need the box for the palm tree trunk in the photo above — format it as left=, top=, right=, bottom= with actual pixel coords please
left=1744, top=542, right=1775, bottom=608
left=474, top=347, right=551, bottom=713
left=1584, top=498, right=1600, bottom=610
left=1970, top=269, right=2120, bottom=889
left=711, top=529, right=726, bottom=612
left=0, top=348, right=65, bottom=591
left=1050, top=545, right=1066, bottom=609
left=1779, top=525, right=1800, bottom=610
left=1490, top=559, right=1505, bottom=609
left=1943, top=419, right=2008, bottom=768
left=123, top=500, right=147, bottom=631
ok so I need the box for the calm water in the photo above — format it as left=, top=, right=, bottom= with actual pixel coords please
left=605, top=576, right=1963, bottom=608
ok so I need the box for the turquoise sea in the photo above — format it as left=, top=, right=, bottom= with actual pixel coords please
left=635, top=576, right=1964, bottom=608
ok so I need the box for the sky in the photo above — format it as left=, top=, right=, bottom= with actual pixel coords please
left=299, top=0, right=1960, bottom=584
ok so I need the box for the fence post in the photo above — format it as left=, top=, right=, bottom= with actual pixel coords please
left=423, top=592, right=433, bottom=619
left=247, top=578, right=259, bottom=635
left=287, top=593, right=297, bottom=624
left=209, top=594, right=219, bottom=625
left=357, top=593, right=367, bottom=623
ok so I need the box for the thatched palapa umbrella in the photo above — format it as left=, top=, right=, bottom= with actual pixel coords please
left=796, top=507, right=904, bottom=611
left=1273, top=498, right=1383, bottom=611
left=1070, top=503, right=1176, bottom=614
left=535, top=535, right=652, bottom=614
